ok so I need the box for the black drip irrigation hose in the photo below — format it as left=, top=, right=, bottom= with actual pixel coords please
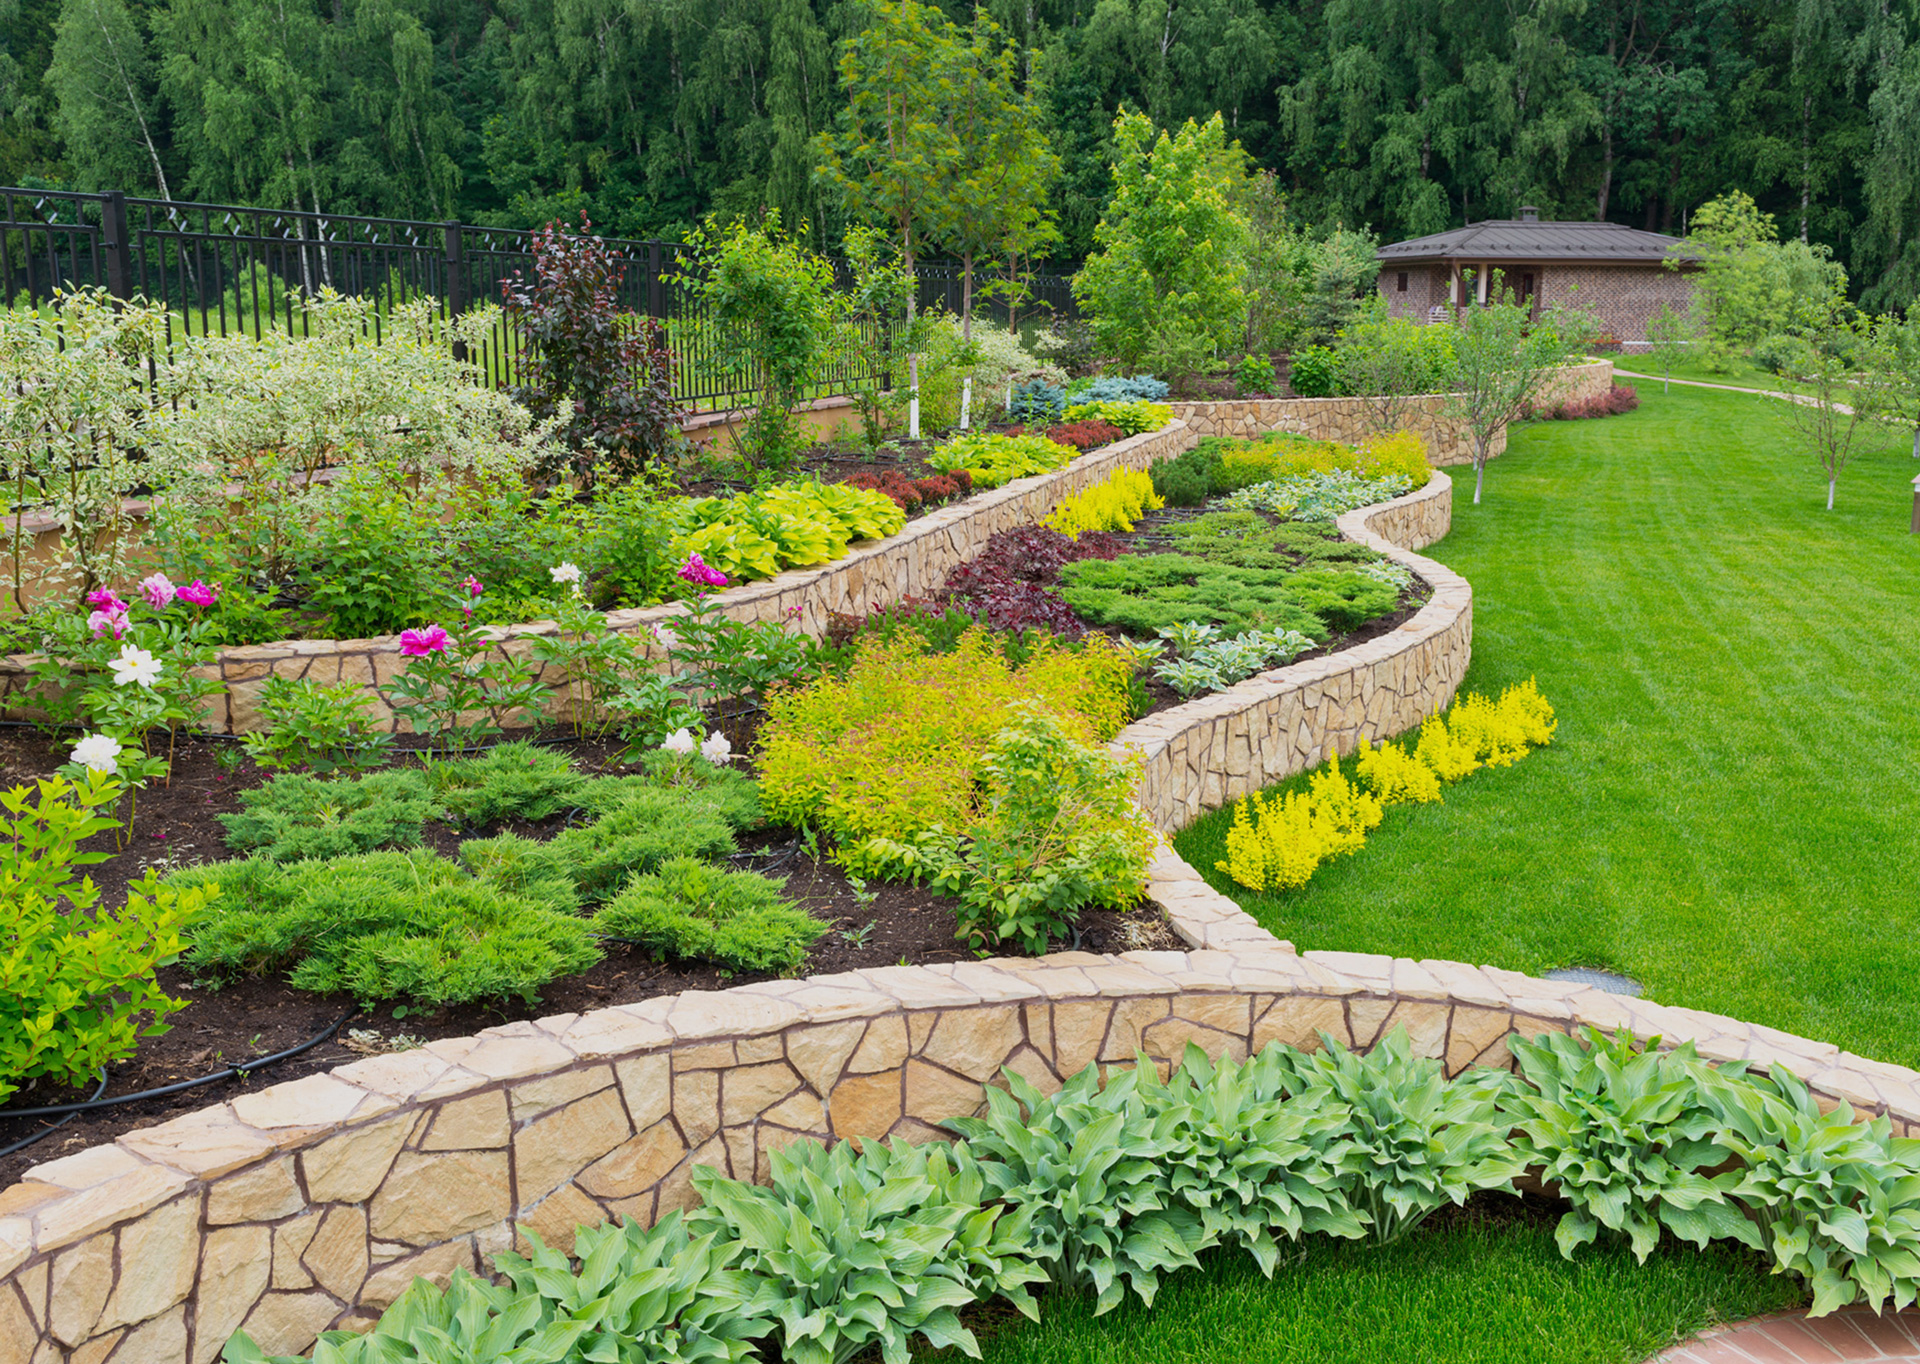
left=0, top=1010, right=358, bottom=1161
left=0, top=1070, right=108, bottom=1162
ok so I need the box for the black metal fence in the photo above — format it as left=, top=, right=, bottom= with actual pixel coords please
left=0, top=187, right=1077, bottom=410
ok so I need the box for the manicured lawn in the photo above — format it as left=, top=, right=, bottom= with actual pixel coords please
left=1176, top=383, right=1920, bottom=1065
left=939, top=1209, right=1802, bottom=1364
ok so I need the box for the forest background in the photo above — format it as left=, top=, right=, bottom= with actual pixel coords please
left=3, top=0, right=1918, bottom=308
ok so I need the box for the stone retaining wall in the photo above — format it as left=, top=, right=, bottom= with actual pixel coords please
left=1118, top=471, right=1468, bottom=833
left=0, top=423, right=1196, bottom=735
left=1169, top=359, right=1615, bottom=466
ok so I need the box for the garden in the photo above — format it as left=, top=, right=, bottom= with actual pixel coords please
left=11, top=13, right=1920, bottom=1353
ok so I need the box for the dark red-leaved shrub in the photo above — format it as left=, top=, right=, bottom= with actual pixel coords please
left=938, top=526, right=1128, bottom=638
left=1004, top=420, right=1127, bottom=452
left=1527, top=382, right=1640, bottom=422
left=841, top=467, right=975, bottom=513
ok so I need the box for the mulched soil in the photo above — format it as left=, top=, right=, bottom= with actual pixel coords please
left=0, top=724, right=1181, bottom=1187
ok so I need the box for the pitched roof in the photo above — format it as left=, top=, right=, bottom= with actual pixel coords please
left=1377, top=217, right=1696, bottom=264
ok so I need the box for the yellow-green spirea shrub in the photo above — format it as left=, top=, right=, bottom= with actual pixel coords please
left=1043, top=468, right=1165, bottom=538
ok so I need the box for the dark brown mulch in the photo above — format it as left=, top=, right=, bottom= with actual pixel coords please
left=0, top=725, right=1181, bottom=1187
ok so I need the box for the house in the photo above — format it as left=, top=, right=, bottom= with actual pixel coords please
left=1375, top=208, right=1698, bottom=350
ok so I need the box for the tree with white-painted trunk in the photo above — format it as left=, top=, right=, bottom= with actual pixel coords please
left=1439, top=277, right=1597, bottom=505
left=1784, top=318, right=1879, bottom=510
left=1644, top=300, right=1704, bottom=395
left=1862, top=309, right=1920, bottom=461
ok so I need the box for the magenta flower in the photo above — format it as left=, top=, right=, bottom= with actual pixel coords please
left=85, top=588, right=129, bottom=613
left=138, top=573, right=177, bottom=609
left=176, top=579, right=219, bottom=608
left=399, top=625, right=451, bottom=656
left=675, top=553, right=729, bottom=589
left=463, top=575, right=484, bottom=598
left=87, top=607, right=131, bottom=640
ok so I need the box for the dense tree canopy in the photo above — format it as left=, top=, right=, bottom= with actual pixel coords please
left=2, top=0, right=1917, bottom=304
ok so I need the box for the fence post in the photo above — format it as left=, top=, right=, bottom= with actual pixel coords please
left=101, top=191, right=135, bottom=301
left=443, top=220, right=466, bottom=359
left=647, top=241, right=665, bottom=318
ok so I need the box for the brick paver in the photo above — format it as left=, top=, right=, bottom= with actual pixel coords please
left=1652, top=1308, right=1920, bottom=1362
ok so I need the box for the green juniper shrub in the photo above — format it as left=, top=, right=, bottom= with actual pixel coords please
left=578, top=753, right=764, bottom=831
left=1149, top=447, right=1223, bottom=507
left=428, top=740, right=586, bottom=825
left=1056, top=554, right=1334, bottom=638
left=595, top=855, right=827, bottom=974
left=455, top=834, right=584, bottom=913
left=217, top=769, right=439, bottom=861
left=548, top=788, right=737, bottom=901
left=172, top=850, right=602, bottom=1008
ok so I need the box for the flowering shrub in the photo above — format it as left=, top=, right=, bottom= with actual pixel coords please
left=241, top=677, right=395, bottom=775
left=1215, top=681, right=1556, bottom=891
left=927, top=432, right=1077, bottom=490
left=387, top=580, right=548, bottom=753
left=1043, top=469, right=1164, bottom=538
left=1, top=773, right=211, bottom=1103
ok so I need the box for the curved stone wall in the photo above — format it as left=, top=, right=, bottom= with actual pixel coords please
left=1169, top=359, right=1616, bottom=465
left=1118, top=471, right=1468, bottom=834
left=0, top=422, right=1196, bottom=735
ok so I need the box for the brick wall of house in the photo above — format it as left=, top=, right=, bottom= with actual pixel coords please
left=1381, top=266, right=1449, bottom=321
left=1540, top=264, right=1695, bottom=350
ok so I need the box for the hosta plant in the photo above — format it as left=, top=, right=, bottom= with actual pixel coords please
left=689, top=1136, right=1043, bottom=1364
left=1502, top=1028, right=1757, bottom=1262
left=1154, top=1043, right=1368, bottom=1273
left=946, top=1064, right=1205, bottom=1315
left=491, top=1216, right=769, bottom=1364
left=1277, top=1027, right=1521, bottom=1244
left=1707, top=1063, right=1920, bottom=1314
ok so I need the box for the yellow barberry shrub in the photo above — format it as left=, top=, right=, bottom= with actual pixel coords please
left=1355, top=430, right=1434, bottom=488
left=1415, top=712, right=1483, bottom=783
left=1043, top=468, right=1165, bottom=538
left=1216, top=790, right=1327, bottom=892
left=1448, top=692, right=1531, bottom=768
left=1306, top=753, right=1384, bottom=857
left=1354, top=736, right=1443, bottom=804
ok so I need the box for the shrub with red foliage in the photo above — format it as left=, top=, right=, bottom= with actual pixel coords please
left=841, top=467, right=975, bottom=513
left=939, top=526, right=1128, bottom=637
left=1527, top=382, right=1640, bottom=422
left=1003, top=420, right=1127, bottom=452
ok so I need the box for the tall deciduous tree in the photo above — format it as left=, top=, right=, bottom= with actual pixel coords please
left=1073, top=109, right=1248, bottom=372
left=1673, top=190, right=1849, bottom=366
left=1441, top=278, right=1596, bottom=503
left=922, top=8, right=1060, bottom=342
left=45, top=0, right=172, bottom=197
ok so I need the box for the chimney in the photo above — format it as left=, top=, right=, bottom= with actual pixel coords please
left=1519, top=206, right=1541, bottom=223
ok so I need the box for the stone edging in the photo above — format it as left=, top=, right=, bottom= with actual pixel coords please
left=0, top=423, right=1197, bottom=735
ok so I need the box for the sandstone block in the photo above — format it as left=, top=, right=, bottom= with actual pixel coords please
left=722, top=1063, right=802, bottom=1126
left=917, top=1007, right=1024, bottom=1082
left=370, top=1151, right=510, bottom=1245
left=829, top=1070, right=902, bottom=1138
left=421, top=1091, right=510, bottom=1151
left=206, top=1157, right=304, bottom=1226
left=193, top=1226, right=271, bottom=1364
left=578, top=1120, right=688, bottom=1200
left=301, top=1113, right=412, bottom=1204
left=614, top=1054, right=671, bottom=1131
left=514, top=1087, right=631, bottom=1204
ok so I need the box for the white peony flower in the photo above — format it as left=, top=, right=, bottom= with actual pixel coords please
left=549, top=562, right=583, bottom=585
left=108, top=645, right=163, bottom=688
left=71, top=732, right=122, bottom=773
left=662, top=728, right=697, bottom=756
left=699, top=730, right=733, bottom=764
left=652, top=624, right=680, bottom=653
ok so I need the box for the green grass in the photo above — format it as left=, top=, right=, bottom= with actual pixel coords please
left=1176, top=383, right=1920, bottom=1065
left=936, top=1208, right=1802, bottom=1364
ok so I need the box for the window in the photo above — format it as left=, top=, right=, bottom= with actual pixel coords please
left=1396, top=271, right=1409, bottom=293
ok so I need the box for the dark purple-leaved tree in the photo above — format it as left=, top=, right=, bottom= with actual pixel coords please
left=500, top=217, right=682, bottom=488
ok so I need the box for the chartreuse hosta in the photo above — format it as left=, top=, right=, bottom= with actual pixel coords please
left=225, top=1027, right=1920, bottom=1364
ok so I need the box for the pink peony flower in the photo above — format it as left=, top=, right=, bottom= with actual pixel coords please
left=675, top=553, right=729, bottom=589
left=463, top=575, right=484, bottom=597
left=138, top=573, right=177, bottom=609
left=176, top=579, right=219, bottom=608
left=88, top=607, right=131, bottom=640
left=85, top=587, right=126, bottom=611
left=399, top=625, right=451, bottom=656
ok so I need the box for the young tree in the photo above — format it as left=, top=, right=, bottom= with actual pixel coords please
left=1671, top=191, right=1848, bottom=367
left=1643, top=300, right=1703, bottom=393
left=1441, top=278, right=1597, bottom=505
left=1783, top=318, right=1878, bottom=509
left=1862, top=308, right=1920, bottom=460
left=815, top=0, right=951, bottom=436
left=1073, top=109, right=1249, bottom=373
left=682, top=213, right=841, bottom=472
